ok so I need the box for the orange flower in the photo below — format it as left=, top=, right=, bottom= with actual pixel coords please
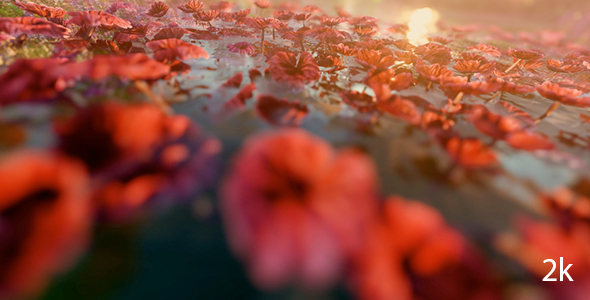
left=414, top=42, right=452, bottom=65
left=146, top=38, right=209, bottom=62
left=12, top=1, right=65, bottom=18
left=546, top=59, right=588, bottom=73
left=178, top=0, right=204, bottom=13
left=0, top=16, right=69, bottom=38
left=535, top=81, right=590, bottom=107
left=365, top=68, right=413, bottom=94
left=268, top=51, right=320, bottom=89
left=83, top=53, right=170, bottom=81
left=254, top=0, right=271, bottom=9
left=68, top=11, right=132, bottom=29
left=468, top=43, right=501, bottom=57
left=55, top=103, right=221, bottom=221
left=445, top=137, right=497, bottom=169
left=439, top=75, right=503, bottom=97
left=221, top=129, right=378, bottom=290
left=355, top=49, right=396, bottom=69
left=146, top=1, right=169, bottom=17
left=377, top=95, right=422, bottom=125
left=453, top=59, right=495, bottom=74
left=508, top=48, right=544, bottom=60
left=0, top=151, right=91, bottom=299
left=415, top=63, right=453, bottom=83
left=256, top=95, right=309, bottom=126
left=352, top=196, right=501, bottom=300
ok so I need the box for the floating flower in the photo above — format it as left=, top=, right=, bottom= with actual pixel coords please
left=68, top=11, right=132, bottom=29
left=377, top=95, right=422, bottom=125
left=414, top=42, right=452, bottom=65
left=453, top=59, right=495, bottom=74
left=427, top=36, right=452, bottom=45
left=12, top=1, right=65, bottom=18
left=0, top=58, right=83, bottom=105
left=468, top=43, right=501, bottom=57
left=193, top=10, right=219, bottom=27
left=83, top=53, right=171, bottom=81
left=355, top=49, right=396, bottom=69
left=227, top=41, right=256, bottom=56
left=254, top=0, right=271, bottom=9
left=505, top=48, right=544, bottom=72
left=55, top=103, right=221, bottom=221
left=445, top=137, right=497, bottom=169
left=352, top=196, right=501, bottom=300
left=221, top=129, right=378, bottom=290
left=415, top=63, right=454, bottom=86
left=546, top=59, right=587, bottom=74
left=0, top=151, right=91, bottom=300
left=256, top=95, right=309, bottom=126
left=146, top=2, right=169, bottom=17
left=440, top=75, right=503, bottom=103
left=268, top=51, right=320, bottom=89
left=178, top=0, right=204, bottom=13
left=535, top=81, right=590, bottom=107
left=146, top=38, right=209, bottom=62
left=0, top=16, right=69, bottom=38
left=152, top=27, right=186, bottom=40
left=366, top=69, right=413, bottom=93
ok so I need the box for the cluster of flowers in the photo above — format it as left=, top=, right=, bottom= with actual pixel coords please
left=2, top=0, right=590, bottom=299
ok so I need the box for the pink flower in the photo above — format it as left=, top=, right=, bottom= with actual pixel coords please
left=221, top=129, right=378, bottom=290
left=268, top=52, right=320, bottom=89
left=227, top=41, right=256, bottom=56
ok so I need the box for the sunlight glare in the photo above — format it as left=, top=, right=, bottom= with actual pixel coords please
left=407, top=8, right=439, bottom=45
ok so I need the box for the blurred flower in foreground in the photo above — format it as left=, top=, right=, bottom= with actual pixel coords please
left=221, top=129, right=378, bottom=290
left=352, top=196, right=502, bottom=300
left=0, top=151, right=92, bottom=299
left=55, top=103, right=221, bottom=221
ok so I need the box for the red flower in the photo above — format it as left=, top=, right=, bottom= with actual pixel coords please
left=232, top=8, right=250, bottom=23
left=453, top=59, right=495, bottom=74
left=12, top=1, right=65, bottom=18
left=0, top=58, right=82, bottom=105
left=377, top=95, right=422, bottom=125
left=546, top=59, right=587, bottom=73
left=320, top=16, right=345, bottom=27
left=67, top=11, right=132, bottom=29
left=388, top=24, right=409, bottom=35
left=535, top=81, right=590, bottom=107
left=273, top=10, right=293, bottom=21
left=227, top=41, right=256, bottom=56
left=355, top=49, right=396, bottom=69
left=254, top=0, right=271, bottom=9
left=256, top=95, right=309, bottom=126
left=499, top=80, right=534, bottom=94
left=508, top=48, right=544, bottom=60
left=414, top=63, right=453, bottom=83
left=178, top=0, right=204, bottom=13
left=83, top=53, right=171, bottom=81
left=193, top=10, right=219, bottom=25
left=152, top=27, right=186, bottom=40
left=467, top=43, right=501, bottom=57
left=439, top=75, right=503, bottom=97
left=268, top=52, right=320, bottom=89
left=427, top=36, right=453, bottom=45
left=414, top=43, right=452, bottom=65
left=469, top=105, right=522, bottom=140
left=352, top=196, right=501, bottom=300
left=0, top=151, right=91, bottom=299
left=505, top=130, right=554, bottom=151
left=445, top=137, right=497, bottom=169
left=146, top=38, right=209, bottom=62
left=55, top=103, right=221, bottom=221
left=221, top=129, right=378, bottom=290
left=0, top=16, right=69, bottom=38
left=366, top=69, right=413, bottom=92
left=146, top=2, right=169, bottom=17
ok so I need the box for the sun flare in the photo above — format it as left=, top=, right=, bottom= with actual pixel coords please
left=407, top=7, right=439, bottom=45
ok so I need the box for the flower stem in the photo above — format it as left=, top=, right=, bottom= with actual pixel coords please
left=505, top=59, right=521, bottom=73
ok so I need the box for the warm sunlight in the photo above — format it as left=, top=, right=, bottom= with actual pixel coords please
left=407, top=7, right=439, bottom=45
